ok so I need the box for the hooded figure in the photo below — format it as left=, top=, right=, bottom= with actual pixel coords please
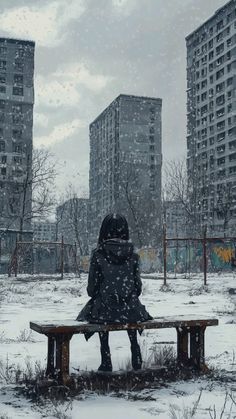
left=76, top=213, right=152, bottom=372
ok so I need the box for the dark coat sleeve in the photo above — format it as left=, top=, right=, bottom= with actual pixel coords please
left=87, top=250, right=103, bottom=298
left=133, top=253, right=142, bottom=296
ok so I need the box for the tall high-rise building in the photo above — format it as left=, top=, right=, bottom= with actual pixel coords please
left=0, top=37, right=35, bottom=240
left=186, top=0, right=236, bottom=236
left=89, top=94, right=162, bottom=248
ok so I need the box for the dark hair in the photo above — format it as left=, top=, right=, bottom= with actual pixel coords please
left=98, top=213, right=129, bottom=245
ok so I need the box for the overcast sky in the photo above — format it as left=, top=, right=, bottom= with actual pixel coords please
left=0, top=0, right=228, bottom=196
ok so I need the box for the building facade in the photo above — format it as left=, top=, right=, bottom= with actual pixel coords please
left=164, top=200, right=188, bottom=239
left=186, top=0, right=236, bottom=237
left=33, top=221, right=56, bottom=242
left=56, top=198, right=89, bottom=255
left=89, top=94, right=162, bottom=248
left=0, top=37, right=35, bottom=235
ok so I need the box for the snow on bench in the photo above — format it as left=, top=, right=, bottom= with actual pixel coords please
left=30, top=316, right=218, bottom=385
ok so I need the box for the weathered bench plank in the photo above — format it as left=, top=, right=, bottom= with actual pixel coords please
left=30, top=316, right=218, bottom=334
left=30, top=316, right=218, bottom=385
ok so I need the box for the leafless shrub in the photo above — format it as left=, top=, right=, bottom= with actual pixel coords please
left=208, top=390, right=236, bottom=419
left=16, top=329, right=35, bottom=343
left=36, top=398, right=73, bottom=419
left=146, top=344, right=176, bottom=368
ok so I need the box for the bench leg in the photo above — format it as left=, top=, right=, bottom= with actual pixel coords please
left=176, top=327, right=189, bottom=366
left=190, top=326, right=206, bottom=371
left=55, top=334, right=73, bottom=385
left=46, top=335, right=56, bottom=377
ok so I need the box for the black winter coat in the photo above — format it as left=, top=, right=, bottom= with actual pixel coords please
left=76, top=239, right=152, bottom=326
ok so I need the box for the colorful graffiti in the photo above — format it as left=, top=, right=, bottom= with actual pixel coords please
left=137, top=241, right=236, bottom=273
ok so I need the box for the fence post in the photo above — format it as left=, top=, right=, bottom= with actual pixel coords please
left=14, top=237, right=18, bottom=278
left=61, top=236, right=64, bottom=279
left=163, top=223, right=167, bottom=286
left=203, top=228, right=207, bottom=286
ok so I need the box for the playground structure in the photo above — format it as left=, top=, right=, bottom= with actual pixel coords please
left=162, top=223, right=236, bottom=286
left=8, top=236, right=80, bottom=278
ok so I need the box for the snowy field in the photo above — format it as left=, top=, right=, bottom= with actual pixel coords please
left=0, top=272, right=235, bottom=418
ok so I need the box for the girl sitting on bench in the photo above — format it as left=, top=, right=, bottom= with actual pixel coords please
left=77, top=213, right=152, bottom=372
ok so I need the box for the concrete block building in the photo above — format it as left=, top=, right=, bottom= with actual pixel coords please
left=0, top=37, right=35, bottom=235
left=186, top=0, right=236, bottom=236
left=89, top=94, right=162, bottom=248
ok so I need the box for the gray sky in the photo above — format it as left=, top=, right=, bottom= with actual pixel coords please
left=0, top=0, right=228, bottom=196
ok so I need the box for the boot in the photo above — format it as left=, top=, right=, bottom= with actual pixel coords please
left=98, top=345, right=112, bottom=372
left=131, top=343, right=142, bottom=370
left=98, top=332, right=112, bottom=372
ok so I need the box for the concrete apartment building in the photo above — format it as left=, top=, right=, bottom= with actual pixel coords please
left=0, top=38, right=35, bottom=235
left=164, top=200, right=187, bottom=239
left=186, top=0, right=236, bottom=237
left=33, top=221, right=56, bottom=242
left=89, top=94, right=162, bottom=248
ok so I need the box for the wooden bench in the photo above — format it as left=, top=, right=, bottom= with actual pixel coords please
left=30, top=316, right=218, bottom=385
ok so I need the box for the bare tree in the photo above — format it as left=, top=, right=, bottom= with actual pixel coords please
left=2, top=148, right=57, bottom=240
left=56, top=184, right=89, bottom=255
left=214, top=182, right=236, bottom=237
left=164, top=158, right=201, bottom=237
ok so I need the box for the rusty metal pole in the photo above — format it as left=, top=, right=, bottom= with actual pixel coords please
left=163, top=223, right=167, bottom=286
left=203, top=228, right=207, bottom=286
left=61, top=236, right=64, bottom=279
left=15, top=237, right=18, bottom=278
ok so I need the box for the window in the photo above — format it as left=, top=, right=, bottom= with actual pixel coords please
left=0, top=128, right=2, bottom=137
left=227, top=64, right=231, bottom=73
left=201, top=104, right=208, bottom=115
left=226, top=51, right=231, bottom=60
left=210, top=75, right=214, bottom=84
left=228, top=117, right=232, bottom=125
left=228, top=128, right=233, bottom=136
left=209, top=137, right=214, bottom=145
left=228, top=103, right=232, bottom=113
left=229, top=153, right=236, bottom=162
left=217, top=157, right=225, bottom=166
left=209, top=113, right=214, bottom=122
left=149, top=126, right=154, bottom=134
left=216, top=43, right=224, bottom=55
left=1, top=155, right=6, bottom=164
left=12, top=87, right=23, bottom=96
left=229, top=140, right=236, bottom=150
left=1, top=167, right=6, bottom=175
left=14, top=61, right=23, bottom=72
left=217, top=121, right=225, bottom=130
left=201, top=68, right=207, bottom=77
left=227, top=38, right=232, bottom=47
left=228, top=91, right=232, bottom=100
left=209, top=50, right=214, bottom=60
left=209, top=27, right=213, bottom=36
left=216, top=56, right=224, bottom=66
left=0, top=86, right=6, bottom=93
left=0, top=46, right=6, bottom=55
left=0, top=141, right=5, bottom=152
left=209, top=63, right=214, bottom=72
left=217, top=20, right=224, bottom=31
left=217, top=132, right=225, bottom=142
left=209, top=88, right=214, bottom=97
left=0, top=75, right=6, bottom=84
left=13, top=142, right=23, bottom=153
left=209, top=39, right=213, bottom=49
left=14, top=74, right=23, bottom=85
left=216, top=68, right=224, bottom=80
left=216, top=94, right=225, bottom=106
left=216, top=81, right=225, bottom=93
left=216, top=107, right=225, bottom=118
left=12, top=129, right=22, bottom=139
left=0, top=100, right=5, bottom=110
left=217, top=145, right=225, bottom=153
left=0, top=60, right=6, bottom=70
left=209, top=100, right=214, bottom=110
left=216, top=33, right=223, bottom=42
left=201, top=79, right=207, bottom=88
left=227, top=77, right=233, bottom=86
left=0, top=112, right=5, bottom=123
left=201, top=92, right=207, bottom=101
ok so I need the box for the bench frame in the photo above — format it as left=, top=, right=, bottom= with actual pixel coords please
left=30, top=317, right=218, bottom=385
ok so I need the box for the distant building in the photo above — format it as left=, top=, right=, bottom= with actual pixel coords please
left=89, top=94, right=162, bottom=248
left=56, top=198, right=89, bottom=255
left=33, top=221, right=56, bottom=242
left=186, top=1, right=236, bottom=236
left=0, top=37, right=35, bottom=234
left=164, top=201, right=187, bottom=239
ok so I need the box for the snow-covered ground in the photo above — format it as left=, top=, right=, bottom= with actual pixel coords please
left=0, top=272, right=235, bottom=418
